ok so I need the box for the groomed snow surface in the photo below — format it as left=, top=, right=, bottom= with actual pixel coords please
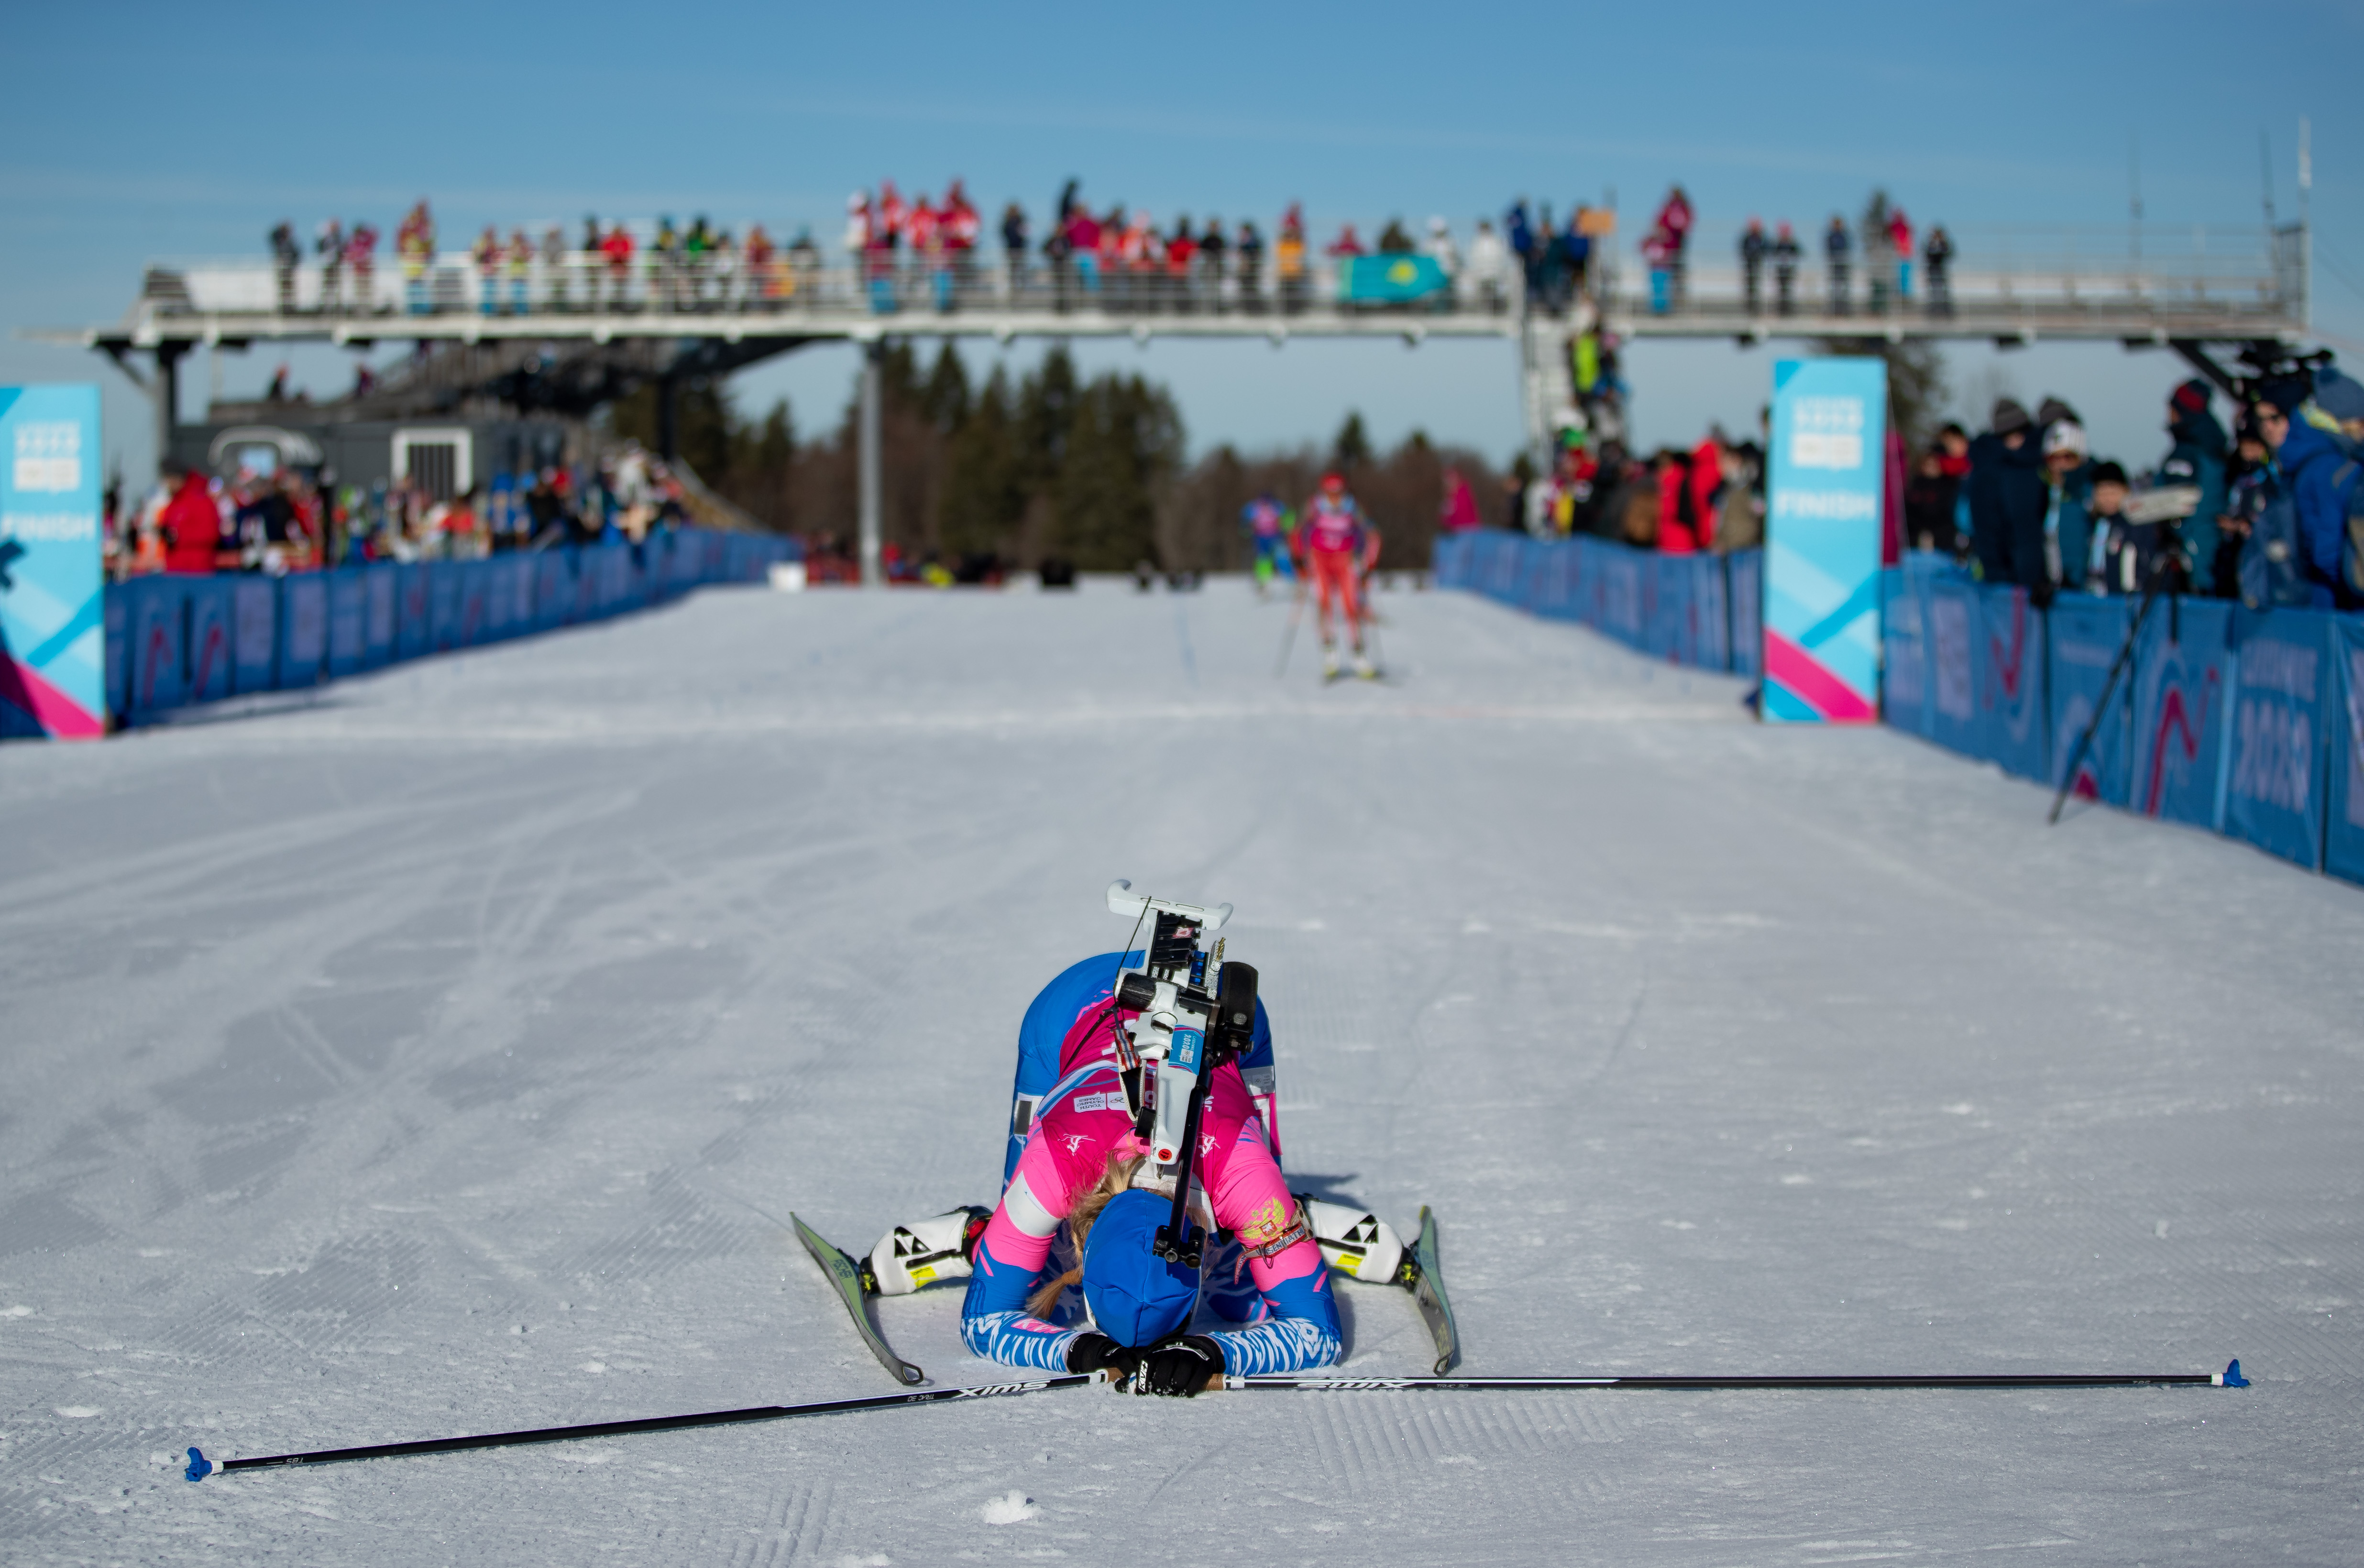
left=2, top=577, right=2357, bottom=1566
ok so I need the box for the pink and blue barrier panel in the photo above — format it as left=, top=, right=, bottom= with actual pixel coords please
left=100, top=529, right=794, bottom=733
left=1434, top=532, right=2364, bottom=889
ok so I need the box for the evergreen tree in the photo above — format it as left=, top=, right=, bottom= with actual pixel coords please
left=921, top=343, right=972, bottom=435
left=1056, top=373, right=1184, bottom=569
left=940, top=366, right=1023, bottom=559
left=1331, top=410, right=1373, bottom=471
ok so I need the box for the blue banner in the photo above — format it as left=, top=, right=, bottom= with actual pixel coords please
left=104, top=586, right=125, bottom=718
left=395, top=564, right=429, bottom=659
left=2225, top=609, right=2331, bottom=870
left=187, top=578, right=236, bottom=704
left=2328, top=616, right=2364, bottom=886
left=429, top=563, right=462, bottom=650
left=1764, top=357, right=1886, bottom=723
left=1728, top=550, right=1761, bottom=677
left=1694, top=556, right=1730, bottom=670
left=1978, top=585, right=2046, bottom=781
left=364, top=567, right=396, bottom=667
left=278, top=574, right=328, bottom=689
left=1880, top=567, right=1929, bottom=736
left=232, top=577, right=277, bottom=693
left=1648, top=556, right=1685, bottom=661
left=1339, top=254, right=1451, bottom=303
left=1925, top=577, right=1980, bottom=757
left=125, top=575, right=187, bottom=720
left=327, top=570, right=366, bottom=678
left=2047, top=598, right=2134, bottom=805
left=2131, top=599, right=2232, bottom=828
left=0, top=384, right=106, bottom=738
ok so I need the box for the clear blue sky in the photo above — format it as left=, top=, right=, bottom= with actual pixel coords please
left=5, top=0, right=2358, bottom=486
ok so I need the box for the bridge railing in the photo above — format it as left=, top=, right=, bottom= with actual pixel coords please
left=143, top=252, right=1528, bottom=323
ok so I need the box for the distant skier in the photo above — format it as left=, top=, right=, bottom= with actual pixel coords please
left=859, top=952, right=1406, bottom=1397
left=1241, top=491, right=1291, bottom=596
left=1293, top=472, right=1383, bottom=680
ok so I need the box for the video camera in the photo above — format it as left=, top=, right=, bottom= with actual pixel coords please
left=1102, top=880, right=1258, bottom=1268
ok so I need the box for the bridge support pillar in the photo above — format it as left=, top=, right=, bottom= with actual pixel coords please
left=154, top=343, right=186, bottom=480
left=859, top=340, right=883, bottom=588
left=656, top=373, right=679, bottom=462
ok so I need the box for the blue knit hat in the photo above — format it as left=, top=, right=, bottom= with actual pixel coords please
left=1081, top=1188, right=1200, bottom=1346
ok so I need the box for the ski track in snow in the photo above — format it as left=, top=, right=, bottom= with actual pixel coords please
left=0, top=577, right=2357, bottom=1564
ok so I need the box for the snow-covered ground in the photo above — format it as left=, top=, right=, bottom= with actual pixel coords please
left=2, top=577, right=2357, bottom=1565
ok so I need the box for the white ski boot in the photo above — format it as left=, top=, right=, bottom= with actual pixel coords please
left=866, top=1207, right=989, bottom=1296
left=1352, top=653, right=1378, bottom=680
left=1321, top=647, right=1341, bottom=681
left=1297, top=1196, right=1406, bottom=1284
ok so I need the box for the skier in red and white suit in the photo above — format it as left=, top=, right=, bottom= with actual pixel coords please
left=1293, top=472, right=1383, bottom=679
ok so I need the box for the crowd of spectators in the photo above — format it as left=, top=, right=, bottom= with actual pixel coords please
left=107, top=445, right=703, bottom=582
left=1935, top=366, right=2364, bottom=612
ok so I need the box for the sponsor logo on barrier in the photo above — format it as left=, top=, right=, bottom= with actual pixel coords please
left=2232, top=697, right=2313, bottom=812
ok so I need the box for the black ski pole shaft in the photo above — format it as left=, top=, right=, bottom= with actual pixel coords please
left=187, top=1372, right=1108, bottom=1480
left=2046, top=567, right=2167, bottom=826
left=1225, top=1361, right=2244, bottom=1393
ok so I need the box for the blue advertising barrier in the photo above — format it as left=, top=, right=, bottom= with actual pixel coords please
left=0, top=383, right=106, bottom=739
left=278, top=573, right=328, bottom=690
left=2047, top=597, right=2133, bottom=806
left=103, top=588, right=126, bottom=719
left=2327, top=616, right=2364, bottom=887
left=232, top=577, right=277, bottom=694
left=1646, top=557, right=1684, bottom=661
left=327, top=570, right=366, bottom=679
left=1924, top=576, right=1980, bottom=757
left=186, top=578, right=236, bottom=705
left=2131, top=599, right=2232, bottom=829
left=363, top=567, right=396, bottom=668
left=1694, top=556, right=1730, bottom=671
left=124, top=575, right=187, bottom=721
left=1729, top=550, right=1761, bottom=678
left=428, top=563, right=462, bottom=651
left=395, top=564, right=430, bottom=660
left=456, top=560, right=491, bottom=647
left=1880, top=568, right=1930, bottom=738
left=1432, top=533, right=1474, bottom=588
left=1601, top=547, right=1645, bottom=647
left=1978, top=586, right=2046, bottom=782
left=2225, top=609, right=2331, bottom=870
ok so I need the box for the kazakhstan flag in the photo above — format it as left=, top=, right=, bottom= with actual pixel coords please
left=1339, top=255, right=1448, bottom=303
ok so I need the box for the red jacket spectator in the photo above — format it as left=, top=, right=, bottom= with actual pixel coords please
left=1656, top=441, right=1720, bottom=554
left=160, top=471, right=222, bottom=574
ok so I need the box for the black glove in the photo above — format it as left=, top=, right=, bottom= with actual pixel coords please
left=1066, top=1333, right=1136, bottom=1379
left=1133, top=1335, right=1223, bottom=1398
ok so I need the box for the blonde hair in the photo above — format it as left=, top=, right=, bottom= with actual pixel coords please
left=1025, top=1153, right=1144, bottom=1321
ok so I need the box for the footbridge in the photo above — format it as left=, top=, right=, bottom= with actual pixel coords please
left=30, top=217, right=2315, bottom=583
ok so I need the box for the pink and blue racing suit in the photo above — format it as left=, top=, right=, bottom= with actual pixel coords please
left=961, top=979, right=1340, bottom=1376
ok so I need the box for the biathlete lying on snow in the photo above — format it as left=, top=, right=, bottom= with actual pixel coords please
left=858, top=918, right=1407, bottom=1398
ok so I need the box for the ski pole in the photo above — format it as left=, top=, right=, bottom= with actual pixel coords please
left=183, top=1371, right=1111, bottom=1480
left=1220, top=1360, right=2245, bottom=1394
left=1274, top=579, right=1305, bottom=677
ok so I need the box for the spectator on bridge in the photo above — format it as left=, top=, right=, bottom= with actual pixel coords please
left=1968, top=399, right=2050, bottom=601
left=601, top=222, right=635, bottom=309
left=1863, top=194, right=1893, bottom=314
left=1464, top=219, right=1507, bottom=313
left=1376, top=218, right=1415, bottom=254
left=1739, top=219, right=1769, bottom=314
left=1652, top=186, right=1693, bottom=305
left=1559, top=209, right=1594, bottom=305
left=1506, top=200, right=1536, bottom=299
left=1824, top=215, right=1851, bottom=315
left=1166, top=218, right=1199, bottom=311
left=541, top=225, right=570, bottom=310
left=1923, top=225, right=1955, bottom=316
left=1001, top=201, right=1029, bottom=294
left=2158, top=379, right=2229, bottom=594
left=1771, top=221, right=1801, bottom=315
left=1887, top=207, right=1913, bottom=305
left=345, top=222, right=378, bottom=312
left=1277, top=205, right=1309, bottom=313
left=472, top=226, right=502, bottom=315
left=1324, top=222, right=1367, bottom=258
left=270, top=221, right=300, bottom=312
left=1199, top=218, right=1229, bottom=306
left=397, top=201, right=434, bottom=314
left=1235, top=219, right=1265, bottom=306
left=506, top=229, right=532, bottom=315
left=944, top=180, right=981, bottom=298
left=1423, top=217, right=1459, bottom=285
left=316, top=219, right=344, bottom=311
left=1641, top=224, right=1675, bottom=314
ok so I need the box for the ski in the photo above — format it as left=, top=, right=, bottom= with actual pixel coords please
left=792, top=1212, right=926, bottom=1387
left=183, top=1371, right=1110, bottom=1480
left=1398, top=1205, right=1460, bottom=1375
left=1224, top=1360, right=2246, bottom=1393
